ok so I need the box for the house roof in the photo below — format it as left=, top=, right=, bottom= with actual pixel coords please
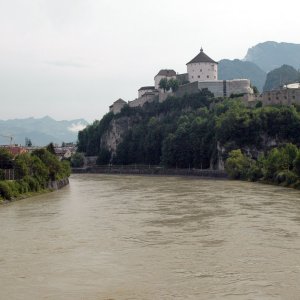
left=114, top=98, right=127, bottom=104
left=155, top=69, right=176, bottom=77
left=138, top=86, right=155, bottom=91
left=187, top=48, right=218, bottom=65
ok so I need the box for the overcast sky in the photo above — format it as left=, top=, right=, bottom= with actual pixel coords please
left=1, top=0, right=299, bottom=122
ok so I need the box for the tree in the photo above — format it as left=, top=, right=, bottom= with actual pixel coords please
left=225, top=149, right=252, bottom=179
left=46, top=143, right=56, bottom=155
left=167, top=78, right=179, bottom=92
left=0, top=148, right=13, bottom=169
left=159, top=78, right=169, bottom=92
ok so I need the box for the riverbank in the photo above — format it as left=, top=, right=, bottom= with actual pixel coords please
left=72, top=166, right=227, bottom=179
left=0, top=178, right=69, bottom=204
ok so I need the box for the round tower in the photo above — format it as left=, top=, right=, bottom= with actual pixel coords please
left=186, top=48, right=218, bottom=83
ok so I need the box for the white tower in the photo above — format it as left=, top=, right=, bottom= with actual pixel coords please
left=186, top=48, right=218, bottom=83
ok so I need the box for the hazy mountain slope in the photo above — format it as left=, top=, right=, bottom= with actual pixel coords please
left=0, top=116, right=88, bottom=146
left=244, top=41, right=300, bottom=72
left=263, top=65, right=300, bottom=92
left=218, top=59, right=266, bottom=92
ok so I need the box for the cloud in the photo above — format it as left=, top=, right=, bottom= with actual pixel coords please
left=44, top=60, right=87, bottom=68
left=68, top=122, right=87, bottom=132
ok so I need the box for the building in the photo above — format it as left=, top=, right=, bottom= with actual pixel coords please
left=138, top=86, right=156, bottom=98
left=109, top=98, right=127, bottom=114
left=108, top=47, right=254, bottom=112
left=187, top=47, right=218, bottom=82
left=154, top=69, right=176, bottom=91
left=0, top=145, right=28, bottom=157
left=261, top=83, right=300, bottom=106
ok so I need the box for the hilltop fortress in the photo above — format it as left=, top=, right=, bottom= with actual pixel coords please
left=109, top=48, right=254, bottom=114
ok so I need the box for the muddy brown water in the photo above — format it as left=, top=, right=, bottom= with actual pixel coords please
left=1, top=174, right=300, bottom=299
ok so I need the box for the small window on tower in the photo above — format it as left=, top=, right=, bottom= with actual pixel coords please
left=200, top=69, right=202, bottom=72
left=207, top=75, right=209, bottom=79
left=198, top=75, right=200, bottom=78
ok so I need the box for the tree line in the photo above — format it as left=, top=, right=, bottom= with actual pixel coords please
left=0, top=145, right=70, bottom=201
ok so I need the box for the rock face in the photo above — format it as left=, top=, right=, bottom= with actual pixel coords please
left=244, top=41, right=300, bottom=73
left=100, top=116, right=138, bottom=154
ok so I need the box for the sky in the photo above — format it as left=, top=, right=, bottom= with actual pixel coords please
left=1, top=0, right=300, bottom=123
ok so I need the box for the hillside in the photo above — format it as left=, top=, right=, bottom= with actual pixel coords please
left=0, top=116, right=88, bottom=146
left=77, top=92, right=300, bottom=171
left=218, top=59, right=266, bottom=92
left=263, top=65, right=300, bottom=91
left=244, top=41, right=300, bottom=72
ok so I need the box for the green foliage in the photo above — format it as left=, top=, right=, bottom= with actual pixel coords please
left=97, top=148, right=111, bottom=165
left=71, top=152, right=85, bottom=168
left=0, top=148, right=70, bottom=200
left=226, top=144, right=300, bottom=188
left=167, top=78, right=179, bottom=92
left=225, top=149, right=253, bottom=179
left=0, top=148, right=13, bottom=169
left=159, top=78, right=169, bottom=92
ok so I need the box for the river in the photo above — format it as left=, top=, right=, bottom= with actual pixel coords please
left=1, top=174, right=300, bottom=299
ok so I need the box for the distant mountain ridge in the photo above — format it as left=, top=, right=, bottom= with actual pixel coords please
left=218, top=41, right=300, bottom=92
left=0, top=116, right=88, bottom=146
left=244, top=41, right=300, bottom=72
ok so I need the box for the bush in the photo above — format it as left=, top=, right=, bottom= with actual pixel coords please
left=0, top=181, right=14, bottom=200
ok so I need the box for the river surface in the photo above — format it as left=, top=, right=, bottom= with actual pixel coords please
left=1, top=174, right=300, bottom=299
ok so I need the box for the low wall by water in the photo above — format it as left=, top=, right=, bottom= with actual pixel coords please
left=47, top=178, right=70, bottom=190
left=72, top=166, right=227, bottom=179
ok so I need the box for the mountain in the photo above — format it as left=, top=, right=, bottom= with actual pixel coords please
left=218, top=59, right=266, bottom=92
left=244, top=41, right=300, bottom=72
left=0, top=116, right=88, bottom=146
left=263, top=65, right=300, bottom=92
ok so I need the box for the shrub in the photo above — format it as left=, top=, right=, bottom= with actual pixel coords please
left=0, top=181, right=14, bottom=200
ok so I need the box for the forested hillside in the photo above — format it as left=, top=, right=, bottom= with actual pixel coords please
left=78, top=91, right=300, bottom=172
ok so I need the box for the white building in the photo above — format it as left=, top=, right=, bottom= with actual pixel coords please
left=154, top=69, right=176, bottom=91
left=187, top=48, right=218, bottom=83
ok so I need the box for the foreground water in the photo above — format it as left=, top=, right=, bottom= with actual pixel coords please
left=1, top=175, right=300, bottom=299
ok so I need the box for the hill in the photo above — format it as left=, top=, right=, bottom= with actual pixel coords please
left=244, top=41, right=300, bottom=72
left=218, top=59, right=266, bottom=92
left=0, top=116, right=88, bottom=146
left=263, top=65, right=300, bottom=91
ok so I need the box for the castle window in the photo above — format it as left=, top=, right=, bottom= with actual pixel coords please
left=207, top=75, right=209, bottom=78
left=268, top=97, right=271, bottom=101
left=192, top=76, right=194, bottom=79
left=214, top=76, right=216, bottom=79
left=200, top=69, right=202, bottom=72
left=198, top=75, right=200, bottom=78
